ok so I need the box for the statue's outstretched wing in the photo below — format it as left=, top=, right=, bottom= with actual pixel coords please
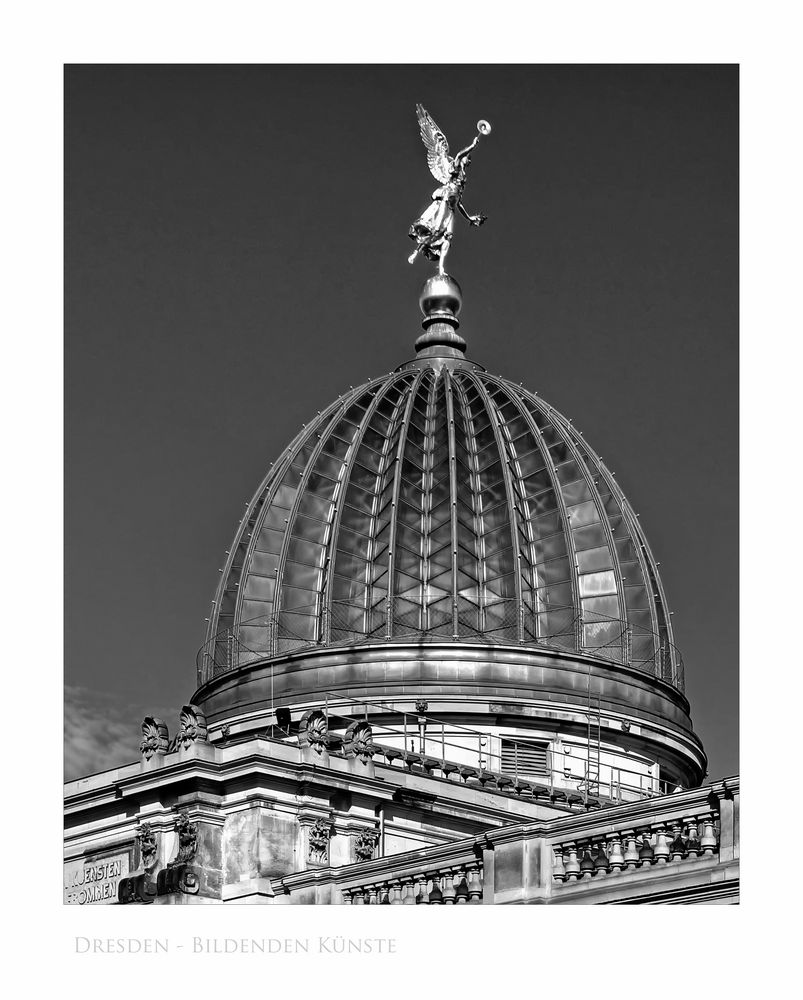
left=416, top=104, right=453, bottom=184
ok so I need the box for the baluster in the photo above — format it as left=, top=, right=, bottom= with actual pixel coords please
left=669, top=821, right=686, bottom=862
left=552, top=845, right=567, bottom=882
left=342, top=889, right=353, bottom=905
left=442, top=870, right=457, bottom=904
left=564, top=841, right=581, bottom=880
left=653, top=824, right=670, bottom=865
left=454, top=866, right=469, bottom=903
left=607, top=833, right=624, bottom=873
left=638, top=830, right=655, bottom=866
left=366, top=885, right=379, bottom=905
left=593, top=840, right=610, bottom=876
left=467, top=862, right=483, bottom=903
left=401, top=877, right=416, bottom=904
left=685, top=817, right=701, bottom=858
left=428, top=873, right=444, bottom=904
left=700, top=813, right=718, bottom=856
left=622, top=830, right=640, bottom=870
left=352, top=887, right=365, bottom=905
left=579, top=842, right=596, bottom=879
left=416, top=873, right=430, bottom=905
left=389, top=880, right=403, bottom=904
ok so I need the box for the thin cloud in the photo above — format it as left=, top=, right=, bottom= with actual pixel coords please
left=64, top=686, right=178, bottom=781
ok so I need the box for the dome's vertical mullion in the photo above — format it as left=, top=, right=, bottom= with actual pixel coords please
left=270, top=397, right=353, bottom=641
left=444, top=370, right=460, bottom=639
left=495, top=384, right=583, bottom=649
left=451, top=373, right=486, bottom=633
left=471, top=375, right=526, bottom=641
left=384, top=367, right=429, bottom=639
left=319, top=378, right=398, bottom=642
left=420, top=369, right=440, bottom=632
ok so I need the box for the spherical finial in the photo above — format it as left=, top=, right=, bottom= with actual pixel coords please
left=419, top=273, right=463, bottom=323
left=415, top=274, right=467, bottom=358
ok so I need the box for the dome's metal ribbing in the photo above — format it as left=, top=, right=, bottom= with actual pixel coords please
left=200, top=355, right=681, bottom=691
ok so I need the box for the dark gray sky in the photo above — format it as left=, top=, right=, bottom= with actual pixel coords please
left=65, top=64, right=737, bottom=781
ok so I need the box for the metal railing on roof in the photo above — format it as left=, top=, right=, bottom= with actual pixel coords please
left=305, top=689, right=683, bottom=808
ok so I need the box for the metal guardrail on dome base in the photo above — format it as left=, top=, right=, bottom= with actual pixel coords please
left=197, top=597, right=684, bottom=691
left=306, top=689, right=685, bottom=807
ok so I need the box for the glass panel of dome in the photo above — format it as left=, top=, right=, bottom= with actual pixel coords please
left=567, top=500, right=598, bottom=527
left=521, top=469, right=552, bottom=497
left=243, top=574, right=276, bottom=601
left=262, top=506, right=290, bottom=532
left=249, top=550, right=275, bottom=576
left=342, top=482, right=375, bottom=514
left=527, top=489, right=560, bottom=516
left=582, top=594, right=620, bottom=619
left=296, top=492, right=334, bottom=522
left=531, top=511, right=564, bottom=542
left=572, top=522, right=608, bottom=551
left=625, top=584, right=650, bottom=608
left=537, top=556, right=572, bottom=585
left=577, top=545, right=614, bottom=574
left=335, top=526, right=371, bottom=560
left=240, top=599, right=272, bottom=624
left=541, top=580, right=572, bottom=605
left=292, top=512, right=330, bottom=542
left=255, top=526, right=284, bottom=555
left=339, top=503, right=370, bottom=533
left=283, top=558, right=322, bottom=590
left=272, top=483, right=299, bottom=510
left=332, top=548, right=365, bottom=579
left=559, top=477, right=593, bottom=506
left=578, top=570, right=617, bottom=597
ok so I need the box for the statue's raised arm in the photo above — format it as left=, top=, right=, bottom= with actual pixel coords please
left=408, top=104, right=491, bottom=275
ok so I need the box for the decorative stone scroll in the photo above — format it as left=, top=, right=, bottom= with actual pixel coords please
left=308, top=819, right=332, bottom=864
left=298, top=709, right=329, bottom=755
left=140, top=717, right=169, bottom=761
left=135, top=822, right=158, bottom=872
left=177, top=704, right=208, bottom=750
left=343, top=721, right=375, bottom=764
left=354, top=828, right=379, bottom=863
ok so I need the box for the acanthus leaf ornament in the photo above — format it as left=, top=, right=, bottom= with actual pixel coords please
left=308, top=819, right=332, bottom=864
left=177, top=704, right=208, bottom=750
left=343, top=720, right=375, bottom=764
left=354, top=828, right=379, bottom=863
left=139, top=716, right=169, bottom=761
left=298, top=709, right=329, bottom=755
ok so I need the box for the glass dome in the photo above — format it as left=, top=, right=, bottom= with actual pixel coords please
left=200, top=318, right=680, bottom=692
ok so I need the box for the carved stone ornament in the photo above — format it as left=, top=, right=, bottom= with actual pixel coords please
left=140, top=717, right=169, bottom=760
left=135, top=822, right=158, bottom=872
left=298, top=709, right=329, bottom=754
left=343, top=721, right=375, bottom=764
left=173, top=810, right=198, bottom=865
left=354, top=828, right=379, bottom=863
left=177, top=704, right=208, bottom=750
left=308, top=819, right=332, bottom=864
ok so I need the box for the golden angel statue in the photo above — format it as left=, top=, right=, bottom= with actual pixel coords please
left=408, top=104, right=491, bottom=274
